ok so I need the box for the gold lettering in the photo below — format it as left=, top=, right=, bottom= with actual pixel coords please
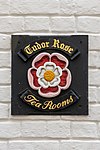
left=52, top=39, right=60, bottom=48
left=46, top=42, right=49, bottom=47
left=35, top=42, right=41, bottom=49
left=24, top=95, right=41, bottom=108
left=35, top=103, right=42, bottom=108
left=24, top=44, right=33, bottom=54
left=61, top=95, right=74, bottom=107
left=64, top=45, right=70, bottom=51
left=68, top=48, right=74, bottom=53
left=52, top=39, right=74, bottom=54
left=24, top=39, right=74, bottom=55
left=24, top=95, right=37, bottom=102
left=56, top=103, right=61, bottom=108
left=69, top=95, right=73, bottom=103
left=66, top=99, right=70, bottom=104
left=41, top=42, right=46, bottom=48
left=31, top=45, right=37, bottom=51
left=24, top=94, right=74, bottom=110
left=62, top=100, right=67, bottom=107
left=42, top=101, right=53, bottom=109
left=60, top=43, right=65, bottom=49
left=31, top=101, right=36, bottom=106
left=52, top=104, right=56, bottom=109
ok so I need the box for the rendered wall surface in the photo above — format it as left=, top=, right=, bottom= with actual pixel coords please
left=0, top=0, right=100, bottom=149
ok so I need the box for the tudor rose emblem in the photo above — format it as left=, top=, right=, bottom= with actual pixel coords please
left=28, top=52, right=72, bottom=98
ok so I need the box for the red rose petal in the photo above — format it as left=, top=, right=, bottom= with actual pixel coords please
left=31, top=69, right=40, bottom=87
left=51, top=56, right=66, bottom=69
left=59, top=70, right=68, bottom=86
left=40, top=86, right=58, bottom=93
left=35, top=55, right=50, bottom=68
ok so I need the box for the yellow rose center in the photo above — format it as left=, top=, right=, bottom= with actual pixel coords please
left=44, top=70, right=55, bottom=82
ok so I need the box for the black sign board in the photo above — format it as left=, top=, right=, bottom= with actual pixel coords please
left=11, top=35, right=88, bottom=115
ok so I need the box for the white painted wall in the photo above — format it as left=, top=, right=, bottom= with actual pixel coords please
left=0, top=0, right=100, bottom=149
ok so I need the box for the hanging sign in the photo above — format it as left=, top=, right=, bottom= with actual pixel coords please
left=11, top=35, right=88, bottom=115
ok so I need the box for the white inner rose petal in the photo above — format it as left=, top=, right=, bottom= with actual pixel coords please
left=50, top=77, right=60, bottom=87
left=54, top=66, right=62, bottom=77
left=36, top=61, right=63, bottom=88
left=38, top=78, right=48, bottom=88
left=36, top=67, right=46, bottom=77
left=44, top=62, right=56, bottom=71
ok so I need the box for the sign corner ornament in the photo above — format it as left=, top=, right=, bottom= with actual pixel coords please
left=11, top=35, right=88, bottom=115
